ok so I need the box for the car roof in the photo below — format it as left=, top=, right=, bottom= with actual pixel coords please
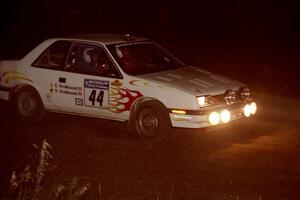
left=58, top=33, right=148, bottom=45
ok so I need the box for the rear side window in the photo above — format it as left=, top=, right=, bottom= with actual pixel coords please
left=33, top=41, right=71, bottom=70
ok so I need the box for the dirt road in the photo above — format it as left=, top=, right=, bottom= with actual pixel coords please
left=1, top=93, right=300, bottom=199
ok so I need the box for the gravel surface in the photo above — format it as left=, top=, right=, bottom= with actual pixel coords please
left=1, top=92, right=300, bottom=199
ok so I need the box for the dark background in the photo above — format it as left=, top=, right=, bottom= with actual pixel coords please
left=1, top=0, right=299, bottom=96
left=1, top=1, right=300, bottom=199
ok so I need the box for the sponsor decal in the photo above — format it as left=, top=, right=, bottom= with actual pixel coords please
left=50, top=83, right=83, bottom=96
left=109, top=87, right=143, bottom=113
left=84, top=79, right=109, bottom=90
left=2, top=71, right=32, bottom=84
left=84, top=79, right=109, bottom=108
left=75, top=98, right=83, bottom=106
left=111, top=79, right=122, bottom=87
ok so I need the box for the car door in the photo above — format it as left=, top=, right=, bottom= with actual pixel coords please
left=58, top=42, right=123, bottom=119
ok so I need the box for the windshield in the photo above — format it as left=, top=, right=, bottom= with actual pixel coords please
left=107, top=41, right=184, bottom=75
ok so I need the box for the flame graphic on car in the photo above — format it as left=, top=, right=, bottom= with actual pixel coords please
left=109, top=87, right=143, bottom=113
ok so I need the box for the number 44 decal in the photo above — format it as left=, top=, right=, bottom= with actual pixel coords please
left=89, top=90, right=104, bottom=106
left=84, top=88, right=108, bottom=108
left=84, top=79, right=109, bottom=108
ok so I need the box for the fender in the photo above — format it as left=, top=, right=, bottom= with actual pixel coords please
left=128, top=97, right=168, bottom=126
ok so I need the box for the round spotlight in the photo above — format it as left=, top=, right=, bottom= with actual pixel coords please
left=243, top=104, right=251, bottom=117
left=224, top=90, right=237, bottom=105
left=250, top=102, right=257, bottom=115
left=240, top=87, right=251, bottom=100
left=197, top=96, right=206, bottom=107
left=220, top=109, right=231, bottom=123
left=208, top=112, right=220, bottom=125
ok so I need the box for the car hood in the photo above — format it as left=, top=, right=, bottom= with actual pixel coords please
left=136, top=67, right=245, bottom=96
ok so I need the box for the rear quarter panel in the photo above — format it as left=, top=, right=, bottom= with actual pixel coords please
left=0, top=40, right=56, bottom=102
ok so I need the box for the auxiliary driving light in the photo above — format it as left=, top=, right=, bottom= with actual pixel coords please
left=220, top=109, right=231, bottom=123
left=224, top=90, right=237, bottom=105
left=250, top=102, right=257, bottom=115
left=243, top=104, right=251, bottom=117
left=197, top=96, right=206, bottom=106
left=209, top=112, right=220, bottom=125
left=240, top=87, right=251, bottom=100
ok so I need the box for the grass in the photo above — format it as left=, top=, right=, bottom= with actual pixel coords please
left=5, top=138, right=177, bottom=200
left=8, top=139, right=52, bottom=199
left=7, top=139, right=93, bottom=200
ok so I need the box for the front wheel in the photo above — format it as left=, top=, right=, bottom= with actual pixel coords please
left=13, top=86, right=45, bottom=121
left=135, top=100, right=171, bottom=142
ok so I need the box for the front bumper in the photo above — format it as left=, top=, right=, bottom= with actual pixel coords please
left=169, top=102, right=256, bottom=128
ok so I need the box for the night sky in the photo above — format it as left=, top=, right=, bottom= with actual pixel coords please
left=1, top=0, right=299, bottom=94
left=1, top=1, right=299, bottom=48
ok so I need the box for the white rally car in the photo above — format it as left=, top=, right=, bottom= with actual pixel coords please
left=0, top=34, right=257, bottom=141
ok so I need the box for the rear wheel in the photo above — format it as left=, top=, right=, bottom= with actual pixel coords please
left=135, top=100, right=171, bottom=142
left=13, top=86, right=45, bottom=121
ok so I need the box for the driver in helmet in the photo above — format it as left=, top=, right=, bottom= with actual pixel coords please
left=83, top=48, right=110, bottom=75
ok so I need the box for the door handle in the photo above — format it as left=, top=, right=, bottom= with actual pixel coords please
left=59, top=77, right=66, bottom=83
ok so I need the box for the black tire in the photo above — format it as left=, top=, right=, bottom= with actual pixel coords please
left=12, top=86, right=45, bottom=121
left=134, top=100, right=171, bottom=142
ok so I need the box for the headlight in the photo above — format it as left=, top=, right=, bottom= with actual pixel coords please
left=197, top=95, right=214, bottom=107
left=224, top=90, right=237, bottom=105
left=240, top=87, right=251, bottom=100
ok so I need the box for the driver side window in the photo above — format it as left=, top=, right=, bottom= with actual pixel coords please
left=65, top=43, right=120, bottom=78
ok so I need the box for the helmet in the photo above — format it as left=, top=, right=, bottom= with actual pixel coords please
left=116, top=47, right=124, bottom=58
left=83, top=48, right=94, bottom=63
